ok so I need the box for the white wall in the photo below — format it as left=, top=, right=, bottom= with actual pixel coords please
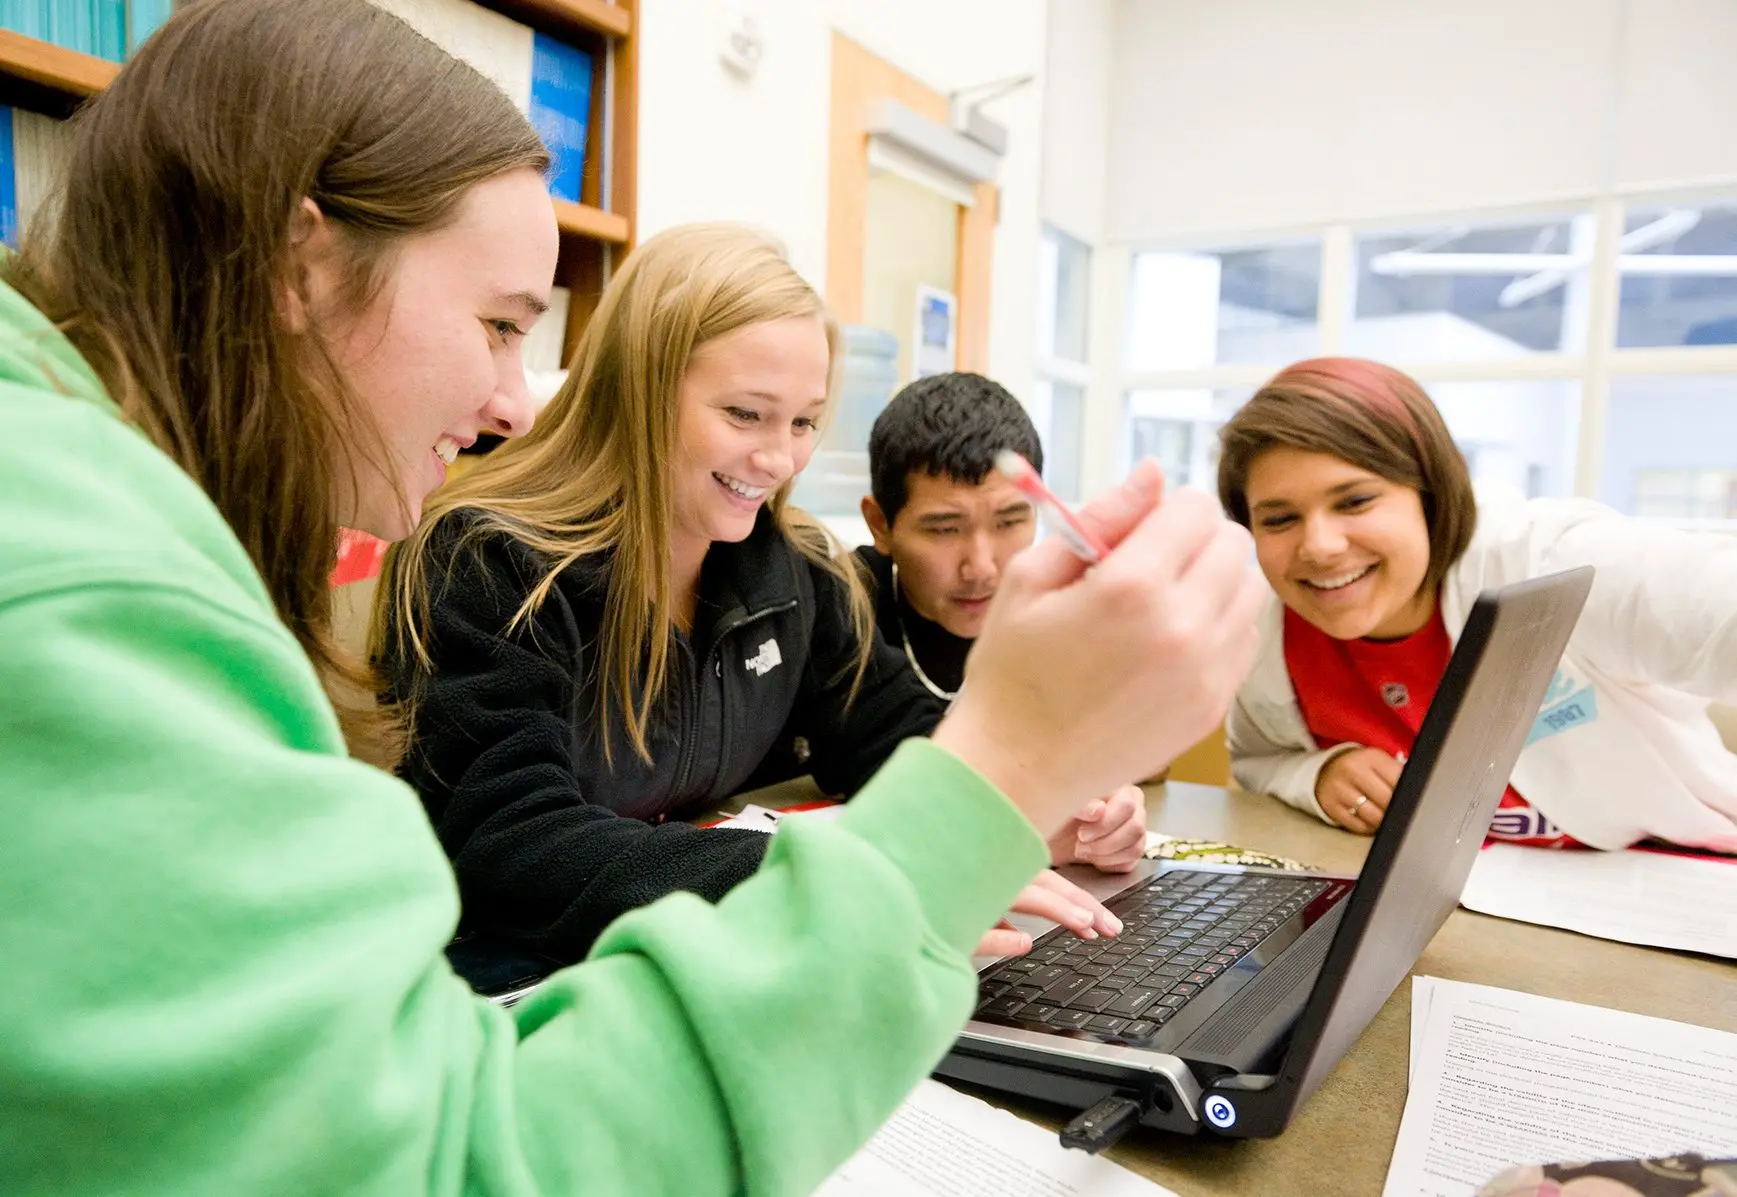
left=635, top=0, right=1047, bottom=400
left=1039, top=0, right=1113, bottom=245
left=1102, top=0, right=1737, bottom=244
left=636, top=0, right=831, bottom=290
left=1611, top=0, right=1737, bottom=189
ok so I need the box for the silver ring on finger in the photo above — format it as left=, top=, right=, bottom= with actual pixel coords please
left=1349, top=793, right=1369, bottom=815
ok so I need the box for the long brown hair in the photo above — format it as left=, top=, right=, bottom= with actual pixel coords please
left=2, top=0, right=550, bottom=765
left=1217, top=357, right=1477, bottom=595
left=384, top=223, right=875, bottom=766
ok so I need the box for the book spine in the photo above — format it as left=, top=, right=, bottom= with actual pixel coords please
left=12, top=109, right=71, bottom=241
left=12, top=0, right=45, bottom=42
left=126, top=0, right=172, bottom=51
left=97, top=0, right=125, bottom=61
left=46, top=0, right=72, bottom=52
left=529, top=32, right=593, bottom=205
left=0, top=107, right=17, bottom=249
left=72, top=0, right=95, bottom=57
left=0, top=2, right=42, bottom=40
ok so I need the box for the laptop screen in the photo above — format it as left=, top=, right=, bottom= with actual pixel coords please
left=1274, top=568, right=1593, bottom=1112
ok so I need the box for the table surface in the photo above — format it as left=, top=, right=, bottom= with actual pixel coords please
left=730, top=778, right=1737, bottom=1197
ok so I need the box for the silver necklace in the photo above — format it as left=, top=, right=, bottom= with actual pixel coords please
left=892, top=561, right=959, bottom=702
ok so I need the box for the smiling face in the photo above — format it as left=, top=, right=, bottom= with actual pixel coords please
left=319, top=168, right=558, bottom=541
left=1245, top=446, right=1436, bottom=640
left=865, top=470, right=1035, bottom=639
left=670, top=314, right=832, bottom=556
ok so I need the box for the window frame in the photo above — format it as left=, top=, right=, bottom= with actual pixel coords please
left=1036, top=223, right=1094, bottom=499
left=1105, top=190, right=1737, bottom=526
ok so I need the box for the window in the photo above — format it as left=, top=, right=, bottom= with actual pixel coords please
left=1126, top=241, right=1322, bottom=372
left=1349, top=215, right=1593, bottom=359
left=1030, top=379, right=1085, bottom=502
left=1602, top=375, right=1737, bottom=516
left=1127, top=418, right=1193, bottom=489
left=1036, top=226, right=1092, bottom=500
left=1123, top=388, right=1249, bottom=490
left=1631, top=471, right=1737, bottom=520
left=1114, top=196, right=1737, bottom=526
left=1617, top=202, right=1737, bottom=349
left=1037, top=227, right=1091, bottom=363
left=1431, top=380, right=1581, bottom=499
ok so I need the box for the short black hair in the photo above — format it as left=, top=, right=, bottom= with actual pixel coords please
left=867, top=372, right=1043, bottom=525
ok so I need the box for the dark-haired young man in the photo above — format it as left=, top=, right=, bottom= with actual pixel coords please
left=857, top=372, right=1044, bottom=702
left=856, top=372, right=1147, bottom=871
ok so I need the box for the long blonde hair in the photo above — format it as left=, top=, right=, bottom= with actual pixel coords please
left=2, top=0, right=549, bottom=768
left=382, top=222, right=874, bottom=764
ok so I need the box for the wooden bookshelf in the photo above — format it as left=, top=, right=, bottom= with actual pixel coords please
left=554, top=197, right=629, bottom=245
left=482, top=0, right=630, bottom=41
left=479, top=0, right=637, bottom=358
left=0, top=0, right=637, bottom=361
left=0, top=28, right=117, bottom=102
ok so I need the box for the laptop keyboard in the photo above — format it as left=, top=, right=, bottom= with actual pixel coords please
left=973, top=871, right=1332, bottom=1047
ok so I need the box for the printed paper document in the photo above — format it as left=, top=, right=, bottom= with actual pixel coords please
left=817, top=1079, right=1176, bottom=1197
left=1386, top=977, right=1737, bottom=1197
left=709, top=803, right=846, bottom=833
left=1460, top=843, right=1737, bottom=958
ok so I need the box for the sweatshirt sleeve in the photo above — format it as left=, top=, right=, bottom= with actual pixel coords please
left=0, top=580, right=1047, bottom=1197
left=392, top=527, right=771, bottom=961
left=796, top=557, right=946, bottom=797
left=1224, top=680, right=1362, bottom=824
left=1534, top=501, right=1737, bottom=702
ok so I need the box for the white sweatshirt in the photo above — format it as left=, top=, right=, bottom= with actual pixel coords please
left=1227, top=490, right=1737, bottom=852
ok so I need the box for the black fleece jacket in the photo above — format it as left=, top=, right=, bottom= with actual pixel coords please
left=389, top=509, right=944, bottom=969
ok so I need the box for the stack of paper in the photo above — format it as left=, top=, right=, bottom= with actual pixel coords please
left=819, top=1079, right=1177, bottom=1197
left=1385, top=978, right=1737, bottom=1196
left=709, top=803, right=846, bottom=834
left=1460, top=844, right=1737, bottom=958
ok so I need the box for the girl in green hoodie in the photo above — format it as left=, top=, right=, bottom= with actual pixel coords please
left=0, top=2, right=1266, bottom=1194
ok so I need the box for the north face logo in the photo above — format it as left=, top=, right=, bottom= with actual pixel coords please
left=745, top=638, right=782, bottom=677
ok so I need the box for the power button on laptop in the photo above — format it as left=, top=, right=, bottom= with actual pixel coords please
left=1203, top=1094, right=1237, bottom=1129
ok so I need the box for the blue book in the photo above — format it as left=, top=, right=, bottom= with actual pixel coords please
left=0, top=107, right=18, bottom=249
left=126, top=0, right=171, bottom=52
left=73, top=0, right=94, bottom=56
left=0, top=2, right=37, bottom=39
left=47, top=0, right=80, bottom=54
left=5, top=1, right=46, bottom=41
left=529, top=32, right=593, bottom=205
left=96, top=0, right=125, bottom=60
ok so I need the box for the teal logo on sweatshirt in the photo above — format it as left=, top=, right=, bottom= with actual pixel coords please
left=1525, top=670, right=1597, bottom=746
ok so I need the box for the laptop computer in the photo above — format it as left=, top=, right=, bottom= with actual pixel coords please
left=937, top=567, right=1594, bottom=1146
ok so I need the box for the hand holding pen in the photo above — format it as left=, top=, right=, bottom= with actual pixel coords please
left=995, top=449, right=1112, bottom=564
left=932, top=458, right=1267, bottom=822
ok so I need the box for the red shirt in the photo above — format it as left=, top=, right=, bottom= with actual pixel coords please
left=1282, top=606, right=1580, bottom=849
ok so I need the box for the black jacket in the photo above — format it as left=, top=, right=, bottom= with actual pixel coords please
left=390, top=509, right=944, bottom=972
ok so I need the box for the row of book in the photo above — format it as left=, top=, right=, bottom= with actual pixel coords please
left=0, top=104, right=572, bottom=373
left=367, top=0, right=594, bottom=204
left=0, top=10, right=579, bottom=389
left=1, top=122, right=572, bottom=379
left=0, top=0, right=595, bottom=214
left=0, top=104, right=71, bottom=246
left=0, top=0, right=171, bottom=62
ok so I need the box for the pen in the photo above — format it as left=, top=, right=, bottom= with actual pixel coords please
left=994, top=449, right=1111, bottom=564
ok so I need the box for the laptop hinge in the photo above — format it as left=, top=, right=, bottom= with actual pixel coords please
left=1174, top=902, right=1344, bottom=1076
